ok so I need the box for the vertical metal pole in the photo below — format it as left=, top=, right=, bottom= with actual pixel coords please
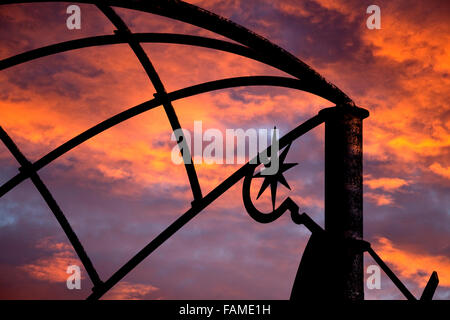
left=319, top=105, right=369, bottom=300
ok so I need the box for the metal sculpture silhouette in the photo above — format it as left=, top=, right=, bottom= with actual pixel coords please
left=0, top=0, right=439, bottom=300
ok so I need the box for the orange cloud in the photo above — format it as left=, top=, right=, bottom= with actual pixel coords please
left=429, top=162, right=450, bottom=180
left=19, top=237, right=82, bottom=283
left=365, top=176, right=409, bottom=192
left=362, top=3, right=450, bottom=74
left=359, top=2, right=450, bottom=165
left=270, top=0, right=357, bottom=22
left=295, top=1, right=449, bottom=177
left=103, top=281, right=159, bottom=300
left=365, top=192, right=394, bottom=206
left=374, top=237, right=450, bottom=288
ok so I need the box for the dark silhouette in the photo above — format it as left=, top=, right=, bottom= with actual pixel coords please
left=0, top=0, right=439, bottom=301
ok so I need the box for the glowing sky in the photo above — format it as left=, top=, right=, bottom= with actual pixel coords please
left=0, top=0, right=449, bottom=299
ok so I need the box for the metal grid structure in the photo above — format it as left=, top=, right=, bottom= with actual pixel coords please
left=0, top=0, right=439, bottom=300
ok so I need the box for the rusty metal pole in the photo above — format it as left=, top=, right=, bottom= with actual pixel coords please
left=319, top=105, right=369, bottom=300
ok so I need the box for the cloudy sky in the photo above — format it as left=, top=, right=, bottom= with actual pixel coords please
left=0, top=0, right=448, bottom=299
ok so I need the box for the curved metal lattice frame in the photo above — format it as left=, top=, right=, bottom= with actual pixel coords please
left=0, top=0, right=438, bottom=300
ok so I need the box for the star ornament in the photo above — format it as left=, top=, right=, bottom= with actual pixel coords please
left=253, top=140, right=297, bottom=210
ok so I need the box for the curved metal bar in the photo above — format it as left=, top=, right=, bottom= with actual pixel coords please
left=96, top=4, right=203, bottom=201
left=243, top=164, right=299, bottom=224
left=0, top=35, right=118, bottom=70
left=0, top=33, right=256, bottom=71
left=0, top=76, right=316, bottom=198
left=0, top=33, right=342, bottom=104
left=0, top=0, right=354, bottom=105
left=88, top=113, right=325, bottom=300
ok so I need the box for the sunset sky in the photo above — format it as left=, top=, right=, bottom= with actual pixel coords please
left=0, top=0, right=449, bottom=300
